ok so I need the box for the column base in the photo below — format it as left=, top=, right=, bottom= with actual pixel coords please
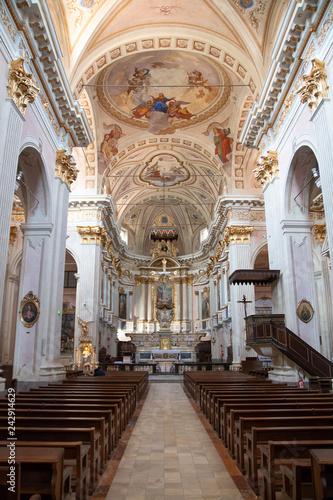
left=39, top=363, right=66, bottom=381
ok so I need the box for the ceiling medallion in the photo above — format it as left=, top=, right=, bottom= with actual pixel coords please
left=140, top=154, right=189, bottom=187
left=95, top=50, right=231, bottom=135
left=240, top=0, right=254, bottom=8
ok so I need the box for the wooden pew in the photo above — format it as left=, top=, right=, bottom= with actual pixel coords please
left=0, top=446, right=70, bottom=500
left=0, top=416, right=107, bottom=470
left=235, top=415, right=333, bottom=471
left=0, top=400, right=121, bottom=445
left=310, top=448, right=333, bottom=500
left=228, top=407, right=333, bottom=459
left=0, top=440, right=89, bottom=500
left=205, top=388, right=316, bottom=430
left=259, top=440, right=333, bottom=500
left=12, top=395, right=127, bottom=434
left=0, top=427, right=99, bottom=492
left=0, top=407, right=115, bottom=456
left=19, top=389, right=132, bottom=427
left=244, top=426, right=333, bottom=492
left=218, top=397, right=333, bottom=442
left=0, top=463, right=20, bottom=499
left=280, top=459, right=312, bottom=500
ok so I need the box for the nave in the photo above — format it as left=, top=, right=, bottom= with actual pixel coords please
left=101, top=381, right=254, bottom=500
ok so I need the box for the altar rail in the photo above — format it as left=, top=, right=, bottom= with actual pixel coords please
left=105, top=362, right=230, bottom=374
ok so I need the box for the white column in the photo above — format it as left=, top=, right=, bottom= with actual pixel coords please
left=1, top=274, right=20, bottom=365
left=188, top=283, right=193, bottom=332
left=75, top=234, right=103, bottom=351
left=280, top=220, right=320, bottom=350
left=13, top=223, right=54, bottom=380
left=228, top=243, right=255, bottom=368
left=42, top=176, right=72, bottom=375
left=182, top=280, right=188, bottom=321
left=147, top=283, right=152, bottom=322
left=0, top=99, right=25, bottom=325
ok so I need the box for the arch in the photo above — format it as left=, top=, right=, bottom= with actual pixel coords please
left=284, top=143, right=319, bottom=219
left=16, top=142, right=52, bottom=224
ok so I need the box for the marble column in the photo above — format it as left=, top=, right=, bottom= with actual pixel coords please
left=280, top=220, right=319, bottom=350
left=76, top=227, right=104, bottom=351
left=227, top=226, right=255, bottom=369
left=13, top=222, right=54, bottom=380
left=41, top=151, right=78, bottom=376
left=310, top=98, right=333, bottom=310
left=182, top=280, right=188, bottom=322
left=1, top=274, right=20, bottom=365
left=0, top=59, right=39, bottom=326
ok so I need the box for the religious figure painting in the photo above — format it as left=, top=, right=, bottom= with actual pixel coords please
left=119, top=293, right=127, bottom=320
left=95, top=50, right=226, bottom=135
left=156, top=283, right=173, bottom=306
left=296, top=299, right=314, bottom=323
left=202, top=290, right=210, bottom=320
left=99, top=124, right=124, bottom=168
left=19, top=291, right=40, bottom=328
left=140, top=154, right=189, bottom=187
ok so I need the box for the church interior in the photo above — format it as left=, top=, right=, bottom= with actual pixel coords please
left=0, top=0, right=333, bottom=498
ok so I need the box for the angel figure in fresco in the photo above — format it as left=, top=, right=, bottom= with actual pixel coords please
left=213, top=127, right=233, bottom=164
left=168, top=99, right=195, bottom=120
left=131, top=98, right=153, bottom=119
left=187, top=69, right=212, bottom=92
left=126, top=67, right=150, bottom=95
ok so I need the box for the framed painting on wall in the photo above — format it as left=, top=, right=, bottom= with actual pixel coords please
left=119, top=293, right=127, bottom=320
left=296, top=299, right=314, bottom=323
left=201, top=290, right=210, bottom=319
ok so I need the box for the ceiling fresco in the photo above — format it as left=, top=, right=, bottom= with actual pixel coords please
left=48, top=0, right=288, bottom=257
left=95, top=50, right=230, bottom=135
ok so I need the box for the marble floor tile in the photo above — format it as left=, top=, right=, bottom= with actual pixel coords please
left=96, top=382, right=258, bottom=500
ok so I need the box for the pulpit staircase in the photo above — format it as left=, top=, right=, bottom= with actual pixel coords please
left=245, top=315, right=333, bottom=380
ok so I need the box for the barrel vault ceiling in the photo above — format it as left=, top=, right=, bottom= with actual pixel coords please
left=47, top=0, right=288, bottom=257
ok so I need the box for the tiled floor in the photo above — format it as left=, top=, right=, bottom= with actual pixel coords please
left=97, top=382, right=257, bottom=500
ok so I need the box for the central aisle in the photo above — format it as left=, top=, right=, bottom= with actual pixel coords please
left=106, top=382, right=246, bottom=499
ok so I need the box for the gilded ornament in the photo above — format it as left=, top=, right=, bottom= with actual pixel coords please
left=253, top=151, right=279, bottom=188
left=9, top=226, right=17, bottom=245
left=7, top=58, right=40, bottom=116
left=223, top=226, right=254, bottom=246
left=77, top=226, right=107, bottom=245
left=296, top=59, right=329, bottom=114
left=313, top=224, right=326, bottom=243
left=55, top=150, right=79, bottom=187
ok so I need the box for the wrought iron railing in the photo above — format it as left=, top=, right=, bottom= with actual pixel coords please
left=245, top=314, right=333, bottom=378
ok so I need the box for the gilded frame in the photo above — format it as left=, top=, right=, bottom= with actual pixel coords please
left=153, top=281, right=176, bottom=320
left=296, top=299, right=314, bottom=323
left=19, top=291, right=40, bottom=327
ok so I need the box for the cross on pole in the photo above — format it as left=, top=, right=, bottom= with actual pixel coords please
left=237, top=294, right=252, bottom=318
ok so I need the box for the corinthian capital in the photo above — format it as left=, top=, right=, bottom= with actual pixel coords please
left=77, top=226, right=107, bottom=245
left=224, top=226, right=254, bottom=245
left=296, top=59, right=329, bottom=114
left=253, top=151, right=279, bottom=188
left=7, top=58, right=40, bottom=116
left=55, top=150, right=79, bottom=188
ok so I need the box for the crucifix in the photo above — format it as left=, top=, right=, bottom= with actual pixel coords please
left=237, top=294, right=252, bottom=318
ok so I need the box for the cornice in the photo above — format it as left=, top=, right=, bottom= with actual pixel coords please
left=6, top=0, right=93, bottom=148
left=240, top=0, right=324, bottom=148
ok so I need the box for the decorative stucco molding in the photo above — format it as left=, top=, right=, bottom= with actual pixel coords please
left=313, top=224, right=326, bottom=243
left=77, top=226, right=107, bottom=245
left=9, top=226, right=17, bottom=244
left=55, top=150, right=79, bottom=188
left=224, top=226, right=254, bottom=245
left=253, top=151, right=279, bottom=188
left=7, top=58, right=39, bottom=116
left=296, top=59, right=329, bottom=114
